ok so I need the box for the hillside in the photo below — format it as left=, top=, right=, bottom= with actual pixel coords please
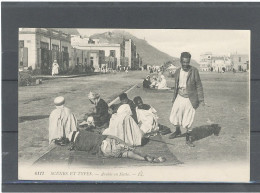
left=90, top=30, right=199, bottom=68
left=52, top=28, right=80, bottom=35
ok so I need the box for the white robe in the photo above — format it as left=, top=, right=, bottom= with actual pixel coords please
left=136, top=106, right=159, bottom=134
left=49, top=106, right=78, bottom=143
left=102, top=104, right=143, bottom=147
left=169, top=68, right=195, bottom=131
left=157, top=76, right=170, bottom=89
left=52, top=63, right=59, bottom=75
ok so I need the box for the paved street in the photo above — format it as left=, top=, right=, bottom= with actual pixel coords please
left=18, top=71, right=249, bottom=168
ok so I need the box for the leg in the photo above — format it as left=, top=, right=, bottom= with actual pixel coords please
left=186, top=128, right=195, bottom=147
left=169, top=125, right=181, bottom=139
left=123, top=151, right=166, bottom=163
left=123, top=151, right=145, bottom=161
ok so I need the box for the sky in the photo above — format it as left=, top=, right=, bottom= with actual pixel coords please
left=78, top=29, right=250, bottom=62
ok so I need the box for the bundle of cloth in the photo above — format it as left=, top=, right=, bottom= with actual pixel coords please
left=102, top=104, right=143, bottom=147
left=157, top=75, right=170, bottom=90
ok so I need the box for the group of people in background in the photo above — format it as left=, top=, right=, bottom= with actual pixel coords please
left=143, top=73, right=170, bottom=90
left=48, top=51, right=205, bottom=164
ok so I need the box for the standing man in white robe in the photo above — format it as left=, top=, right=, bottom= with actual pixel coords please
left=52, top=60, right=59, bottom=76
left=49, top=96, right=78, bottom=144
left=169, top=52, right=205, bottom=147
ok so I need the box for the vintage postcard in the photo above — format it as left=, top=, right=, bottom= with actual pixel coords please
left=18, top=28, right=250, bottom=182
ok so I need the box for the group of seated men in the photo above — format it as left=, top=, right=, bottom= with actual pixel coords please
left=48, top=92, right=168, bottom=163
left=143, top=73, right=170, bottom=90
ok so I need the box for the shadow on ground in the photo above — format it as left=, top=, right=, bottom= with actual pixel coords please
left=19, top=115, right=49, bottom=123
left=177, top=124, right=221, bottom=142
left=192, top=124, right=221, bottom=141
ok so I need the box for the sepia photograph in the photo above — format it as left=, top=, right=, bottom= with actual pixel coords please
left=18, top=28, right=250, bottom=182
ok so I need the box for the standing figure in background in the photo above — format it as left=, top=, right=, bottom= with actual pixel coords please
left=169, top=52, right=205, bottom=147
left=52, top=60, right=59, bottom=76
left=49, top=96, right=78, bottom=144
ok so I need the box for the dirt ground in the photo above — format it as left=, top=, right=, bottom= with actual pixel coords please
left=18, top=70, right=249, bottom=167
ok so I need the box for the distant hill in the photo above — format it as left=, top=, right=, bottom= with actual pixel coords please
left=89, top=30, right=199, bottom=68
left=52, top=28, right=80, bottom=35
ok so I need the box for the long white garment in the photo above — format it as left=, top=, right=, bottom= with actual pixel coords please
left=136, top=106, right=159, bottom=134
left=179, top=68, right=189, bottom=88
left=49, top=106, right=78, bottom=143
left=169, top=94, right=195, bottom=131
left=169, top=68, right=195, bottom=130
left=52, top=63, right=59, bottom=75
left=102, top=104, right=143, bottom=146
left=157, top=75, right=169, bottom=89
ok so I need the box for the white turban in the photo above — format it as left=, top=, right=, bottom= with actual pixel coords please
left=54, top=96, right=65, bottom=106
left=88, top=91, right=100, bottom=100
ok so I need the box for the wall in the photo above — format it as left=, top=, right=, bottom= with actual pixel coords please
left=231, top=54, right=249, bottom=71
left=73, top=44, right=121, bottom=67
left=19, top=33, right=37, bottom=69
left=125, top=40, right=132, bottom=68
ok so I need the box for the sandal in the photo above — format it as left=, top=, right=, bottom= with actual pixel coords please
left=152, top=156, right=166, bottom=163
left=144, top=155, right=154, bottom=163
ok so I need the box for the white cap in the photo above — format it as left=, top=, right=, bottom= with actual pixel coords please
left=54, top=96, right=65, bottom=106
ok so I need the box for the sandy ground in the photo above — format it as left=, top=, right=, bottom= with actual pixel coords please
left=18, top=70, right=249, bottom=168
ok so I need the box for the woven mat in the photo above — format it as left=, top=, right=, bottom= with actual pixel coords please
left=34, top=134, right=182, bottom=167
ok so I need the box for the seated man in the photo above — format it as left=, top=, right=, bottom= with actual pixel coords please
left=143, top=75, right=152, bottom=88
left=157, top=75, right=170, bottom=90
left=49, top=96, right=78, bottom=144
left=69, top=130, right=166, bottom=163
left=150, top=76, right=158, bottom=89
left=84, top=91, right=111, bottom=129
left=119, top=93, right=138, bottom=123
left=102, top=104, right=143, bottom=147
left=133, top=96, right=159, bottom=134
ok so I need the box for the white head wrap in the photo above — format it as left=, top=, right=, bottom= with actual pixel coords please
left=88, top=91, right=100, bottom=100
left=54, top=96, right=65, bottom=106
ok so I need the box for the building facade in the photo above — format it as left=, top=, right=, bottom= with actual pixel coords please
left=199, top=52, right=212, bottom=71
left=19, top=29, right=142, bottom=75
left=200, top=52, right=249, bottom=72
left=230, top=54, right=249, bottom=71
left=19, top=28, right=72, bottom=74
left=71, top=35, right=123, bottom=70
left=124, top=39, right=138, bottom=69
left=211, top=55, right=232, bottom=72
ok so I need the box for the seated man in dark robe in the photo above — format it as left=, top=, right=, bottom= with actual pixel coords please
left=119, top=93, right=138, bottom=124
left=83, top=92, right=110, bottom=131
left=68, top=130, right=166, bottom=163
left=143, top=75, right=152, bottom=88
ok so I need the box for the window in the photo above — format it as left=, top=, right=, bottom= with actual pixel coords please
left=19, top=40, right=24, bottom=48
left=77, top=57, right=79, bottom=65
left=62, top=46, right=68, bottom=52
left=40, top=41, right=49, bottom=49
left=110, top=50, right=115, bottom=57
left=239, top=57, right=241, bottom=62
left=52, top=44, right=59, bottom=51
